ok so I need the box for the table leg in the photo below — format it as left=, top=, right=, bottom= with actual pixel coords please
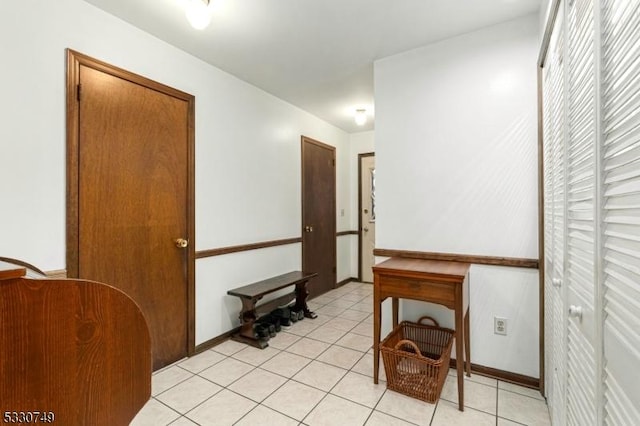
left=373, top=293, right=381, bottom=384
left=392, top=297, right=399, bottom=328
left=294, top=280, right=317, bottom=319
left=464, top=307, right=471, bottom=377
left=233, top=297, right=269, bottom=349
left=455, top=305, right=465, bottom=411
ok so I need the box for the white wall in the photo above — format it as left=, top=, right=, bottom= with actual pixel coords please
left=374, top=15, right=540, bottom=377
left=0, top=0, right=351, bottom=345
left=375, top=16, right=538, bottom=259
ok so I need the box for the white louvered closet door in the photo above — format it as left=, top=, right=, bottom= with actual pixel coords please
left=601, top=0, right=640, bottom=424
left=543, top=8, right=567, bottom=425
left=542, top=0, right=640, bottom=424
left=565, top=0, right=599, bottom=424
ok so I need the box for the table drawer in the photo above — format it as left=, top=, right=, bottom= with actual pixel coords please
left=378, top=276, right=456, bottom=306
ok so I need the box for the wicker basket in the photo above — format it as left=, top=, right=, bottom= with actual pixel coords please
left=380, top=316, right=454, bottom=403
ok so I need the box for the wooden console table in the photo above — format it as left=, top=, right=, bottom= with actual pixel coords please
left=373, top=258, right=471, bottom=411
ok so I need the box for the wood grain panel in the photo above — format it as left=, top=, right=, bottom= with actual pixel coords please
left=67, top=50, right=196, bottom=370
left=379, top=276, right=456, bottom=308
left=302, top=136, right=336, bottom=298
left=0, top=275, right=151, bottom=425
left=374, top=248, right=539, bottom=269
left=227, top=271, right=314, bottom=299
left=0, top=261, right=26, bottom=280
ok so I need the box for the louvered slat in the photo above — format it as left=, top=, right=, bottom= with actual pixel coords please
left=602, top=0, right=640, bottom=423
left=542, top=11, right=566, bottom=425
left=566, top=322, right=597, bottom=426
left=543, top=0, right=640, bottom=423
left=603, top=371, right=640, bottom=426
left=566, top=0, right=598, bottom=424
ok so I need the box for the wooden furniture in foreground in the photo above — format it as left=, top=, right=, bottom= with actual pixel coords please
left=227, top=271, right=318, bottom=348
left=0, top=260, right=151, bottom=426
left=373, top=258, right=470, bottom=411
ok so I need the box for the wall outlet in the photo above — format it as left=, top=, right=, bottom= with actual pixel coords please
left=494, top=317, right=508, bottom=335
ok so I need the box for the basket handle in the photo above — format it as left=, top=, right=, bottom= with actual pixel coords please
left=417, top=316, right=440, bottom=327
left=393, top=339, right=426, bottom=358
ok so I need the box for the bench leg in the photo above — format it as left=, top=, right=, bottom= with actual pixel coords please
left=232, top=297, right=269, bottom=349
left=293, top=280, right=317, bottom=319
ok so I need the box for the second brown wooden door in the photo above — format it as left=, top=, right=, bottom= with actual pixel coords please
left=68, top=51, right=194, bottom=370
left=301, top=136, right=336, bottom=298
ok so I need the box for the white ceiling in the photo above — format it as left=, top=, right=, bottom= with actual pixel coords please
left=84, top=0, right=541, bottom=133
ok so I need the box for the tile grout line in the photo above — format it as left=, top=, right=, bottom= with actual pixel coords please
left=305, top=285, right=373, bottom=423
left=429, top=398, right=440, bottom=425
left=143, top=396, right=184, bottom=425
left=498, top=385, right=546, bottom=402
left=496, top=381, right=500, bottom=426
left=184, top=310, right=362, bottom=423
left=151, top=364, right=198, bottom=399
left=249, top=294, right=374, bottom=425
left=298, top=345, right=371, bottom=425
left=144, top=284, right=380, bottom=425
left=252, top=325, right=360, bottom=423
left=170, top=345, right=280, bottom=420
left=368, top=387, right=423, bottom=426
left=298, top=286, right=376, bottom=424
left=226, top=384, right=301, bottom=425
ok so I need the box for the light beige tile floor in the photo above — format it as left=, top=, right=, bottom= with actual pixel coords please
left=132, top=282, right=550, bottom=426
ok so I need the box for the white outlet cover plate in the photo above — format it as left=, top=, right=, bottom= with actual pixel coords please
left=494, top=317, right=507, bottom=335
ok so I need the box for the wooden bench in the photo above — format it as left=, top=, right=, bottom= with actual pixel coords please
left=227, top=271, right=318, bottom=349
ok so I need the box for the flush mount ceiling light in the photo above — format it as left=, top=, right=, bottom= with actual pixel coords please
left=354, top=108, right=368, bottom=126
left=185, top=0, right=212, bottom=30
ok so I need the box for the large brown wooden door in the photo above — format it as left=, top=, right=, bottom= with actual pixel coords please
left=67, top=51, right=195, bottom=370
left=301, top=136, right=336, bottom=298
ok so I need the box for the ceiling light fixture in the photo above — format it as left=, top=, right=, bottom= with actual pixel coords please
left=185, top=0, right=212, bottom=30
left=354, top=108, right=367, bottom=126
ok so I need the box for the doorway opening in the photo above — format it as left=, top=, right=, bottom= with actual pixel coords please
left=358, top=153, right=375, bottom=282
